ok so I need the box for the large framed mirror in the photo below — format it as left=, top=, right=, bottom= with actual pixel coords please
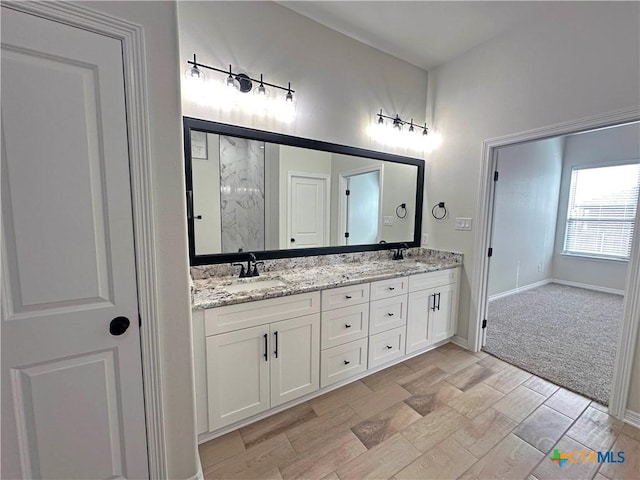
left=184, top=117, right=424, bottom=265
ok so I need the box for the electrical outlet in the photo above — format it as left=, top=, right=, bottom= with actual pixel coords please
left=383, top=216, right=393, bottom=226
left=422, top=233, right=429, bottom=246
left=455, top=217, right=473, bottom=231
left=538, top=263, right=544, bottom=273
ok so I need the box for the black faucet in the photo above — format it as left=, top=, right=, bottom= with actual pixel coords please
left=392, top=243, right=409, bottom=260
left=232, top=253, right=263, bottom=278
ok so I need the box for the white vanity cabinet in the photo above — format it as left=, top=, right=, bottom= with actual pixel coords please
left=194, top=266, right=461, bottom=438
left=406, top=269, right=459, bottom=354
left=202, top=292, right=320, bottom=431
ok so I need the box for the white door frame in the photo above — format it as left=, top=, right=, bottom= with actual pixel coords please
left=338, top=165, right=384, bottom=246
left=286, top=171, right=330, bottom=248
left=3, top=1, right=167, bottom=476
left=470, top=106, right=640, bottom=420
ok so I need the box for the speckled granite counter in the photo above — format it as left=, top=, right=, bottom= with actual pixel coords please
left=191, top=248, right=462, bottom=309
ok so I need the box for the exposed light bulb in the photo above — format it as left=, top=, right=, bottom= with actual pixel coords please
left=285, top=82, right=293, bottom=102
left=409, top=119, right=415, bottom=133
left=393, top=116, right=402, bottom=131
left=257, top=74, right=266, bottom=95
left=185, top=65, right=204, bottom=81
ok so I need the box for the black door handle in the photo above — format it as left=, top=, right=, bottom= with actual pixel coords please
left=344, top=360, right=350, bottom=365
left=290, top=238, right=295, bottom=242
left=263, top=333, right=268, bottom=361
left=274, top=331, right=278, bottom=358
left=110, top=316, right=130, bottom=336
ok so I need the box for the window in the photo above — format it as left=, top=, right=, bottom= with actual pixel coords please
left=563, top=163, right=640, bottom=260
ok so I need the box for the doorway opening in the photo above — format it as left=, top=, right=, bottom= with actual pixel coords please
left=339, top=166, right=383, bottom=245
left=469, top=108, right=640, bottom=418
left=483, top=122, right=639, bottom=405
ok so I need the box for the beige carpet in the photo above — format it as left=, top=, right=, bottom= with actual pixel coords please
left=484, top=283, right=623, bottom=405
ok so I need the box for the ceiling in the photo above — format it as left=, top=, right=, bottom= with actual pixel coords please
left=279, top=1, right=574, bottom=71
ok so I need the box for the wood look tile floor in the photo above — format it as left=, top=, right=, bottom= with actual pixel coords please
left=200, top=343, right=640, bottom=479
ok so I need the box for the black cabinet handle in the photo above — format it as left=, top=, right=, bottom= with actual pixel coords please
left=345, top=324, right=352, bottom=328
left=388, top=312, right=395, bottom=317
left=290, top=238, right=295, bottom=243
left=263, top=333, right=268, bottom=361
left=345, top=295, right=352, bottom=299
left=431, top=293, right=436, bottom=311
left=386, top=345, right=393, bottom=349
left=344, top=360, right=350, bottom=365
left=437, top=292, right=441, bottom=311
left=274, top=331, right=278, bottom=358
left=388, top=287, right=395, bottom=291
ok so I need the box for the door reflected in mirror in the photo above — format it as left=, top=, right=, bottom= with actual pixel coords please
left=184, top=118, right=424, bottom=264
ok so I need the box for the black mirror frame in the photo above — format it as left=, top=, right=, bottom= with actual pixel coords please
left=184, top=117, right=425, bottom=265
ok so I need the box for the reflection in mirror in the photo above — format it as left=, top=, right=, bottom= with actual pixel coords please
left=184, top=118, right=424, bottom=264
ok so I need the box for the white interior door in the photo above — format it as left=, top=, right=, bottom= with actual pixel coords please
left=345, top=171, right=381, bottom=245
left=288, top=173, right=329, bottom=248
left=1, top=8, right=148, bottom=479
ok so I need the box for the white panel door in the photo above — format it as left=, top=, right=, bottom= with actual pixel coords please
left=206, top=325, right=271, bottom=430
left=270, top=314, right=320, bottom=407
left=288, top=174, right=328, bottom=248
left=1, top=8, right=148, bottom=479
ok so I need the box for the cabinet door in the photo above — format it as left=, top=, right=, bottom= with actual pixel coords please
left=207, top=325, right=270, bottom=430
left=270, top=314, right=320, bottom=407
left=431, top=283, right=456, bottom=344
left=406, top=289, right=435, bottom=354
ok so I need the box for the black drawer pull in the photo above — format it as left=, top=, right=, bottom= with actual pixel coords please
left=386, top=345, right=393, bottom=349
left=345, top=324, right=352, bottom=328
left=344, top=360, right=350, bottom=365
left=263, top=333, right=268, bottom=361
left=388, top=313, right=395, bottom=317
left=388, top=287, right=395, bottom=290
left=345, top=295, right=352, bottom=299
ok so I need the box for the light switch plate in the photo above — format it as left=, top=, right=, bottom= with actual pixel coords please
left=455, top=217, right=472, bottom=231
left=383, top=216, right=393, bottom=226
left=422, top=233, right=429, bottom=246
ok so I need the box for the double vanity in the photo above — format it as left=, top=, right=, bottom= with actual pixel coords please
left=191, top=249, right=462, bottom=442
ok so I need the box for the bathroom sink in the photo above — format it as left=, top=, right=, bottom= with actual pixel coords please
left=222, top=278, right=287, bottom=294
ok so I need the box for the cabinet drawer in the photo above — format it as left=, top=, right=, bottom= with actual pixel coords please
left=321, top=303, right=369, bottom=349
left=321, top=283, right=370, bottom=311
left=369, top=295, right=407, bottom=335
left=320, top=338, right=368, bottom=387
left=409, top=268, right=458, bottom=293
left=205, top=291, right=320, bottom=335
left=368, top=326, right=406, bottom=369
left=370, top=276, right=408, bottom=301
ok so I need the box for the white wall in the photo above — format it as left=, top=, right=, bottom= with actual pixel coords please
left=75, top=2, right=197, bottom=479
left=488, top=137, right=563, bottom=297
left=177, top=1, right=427, bottom=155
left=425, top=0, right=639, bottom=414
left=552, top=123, right=640, bottom=291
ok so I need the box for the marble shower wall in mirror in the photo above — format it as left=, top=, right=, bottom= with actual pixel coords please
left=219, top=136, right=265, bottom=253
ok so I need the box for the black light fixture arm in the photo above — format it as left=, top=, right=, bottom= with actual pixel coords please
left=377, top=109, right=428, bottom=132
left=187, top=54, right=295, bottom=93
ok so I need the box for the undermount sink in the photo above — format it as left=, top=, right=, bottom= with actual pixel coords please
left=221, top=278, right=287, bottom=294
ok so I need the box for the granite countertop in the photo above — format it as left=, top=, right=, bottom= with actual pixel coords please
left=191, top=250, right=462, bottom=309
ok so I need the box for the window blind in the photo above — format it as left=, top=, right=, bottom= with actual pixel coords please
left=564, top=163, right=640, bottom=259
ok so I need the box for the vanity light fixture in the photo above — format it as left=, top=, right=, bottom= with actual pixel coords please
left=185, top=54, right=295, bottom=101
left=370, top=109, right=440, bottom=152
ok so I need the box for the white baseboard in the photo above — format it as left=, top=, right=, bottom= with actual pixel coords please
left=488, top=279, right=552, bottom=301
left=451, top=335, right=468, bottom=349
left=624, top=409, right=640, bottom=428
left=552, top=279, right=625, bottom=296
